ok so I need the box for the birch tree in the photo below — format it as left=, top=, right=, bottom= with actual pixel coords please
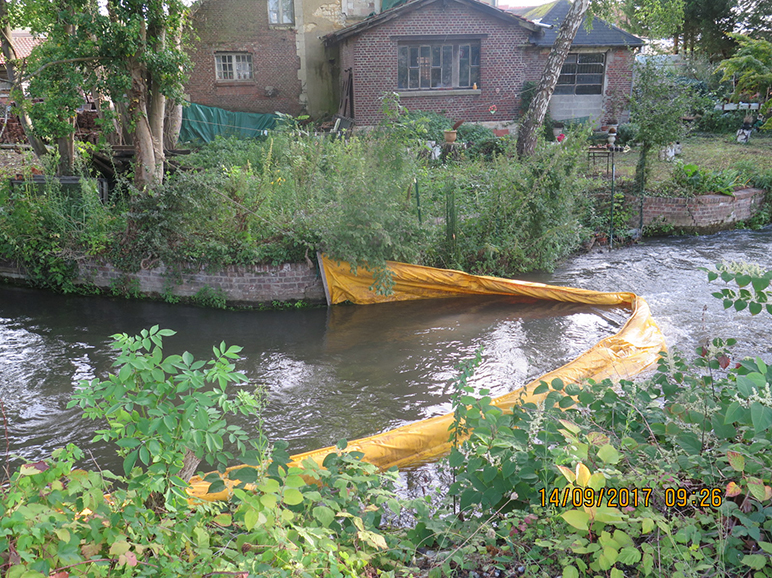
left=516, top=0, right=685, bottom=158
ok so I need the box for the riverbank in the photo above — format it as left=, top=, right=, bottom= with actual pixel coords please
left=2, top=131, right=770, bottom=305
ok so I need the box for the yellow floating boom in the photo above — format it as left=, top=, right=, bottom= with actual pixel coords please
left=187, top=255, right=666, bottom=501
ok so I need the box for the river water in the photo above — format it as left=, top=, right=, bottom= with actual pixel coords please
left=2, top=226, right=771, bottom=473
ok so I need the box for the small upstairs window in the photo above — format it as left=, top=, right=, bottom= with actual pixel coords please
left=269, top=0, right=294, bottom=25
left=215, top=53, right=253, bottom=81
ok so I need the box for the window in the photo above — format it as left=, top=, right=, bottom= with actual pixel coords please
left=215, top=53, right=253, bottom=81
left=268, top=0, right=294, bottom=25
left=398, top=42, right=480, bottom=90
left=554, top=53, right=605, bottom=95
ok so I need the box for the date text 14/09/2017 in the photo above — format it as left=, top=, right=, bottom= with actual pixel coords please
left=538, top=487, right=724, bottom=509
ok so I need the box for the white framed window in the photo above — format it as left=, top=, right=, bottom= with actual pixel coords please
left=268, top=0, right=294, bottom=25
left=215, top=53, right=253, bottom=81
left=555, top=53, right=605, bottom=95
left=397, top=42, right=480, bottom=90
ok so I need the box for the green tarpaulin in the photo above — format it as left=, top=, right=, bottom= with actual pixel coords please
left=179, top=102, right=278, bottom=144
left=381, top=0, right=407, bottom=10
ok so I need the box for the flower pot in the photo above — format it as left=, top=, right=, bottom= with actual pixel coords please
left=444, top=130, right=457, bottom=143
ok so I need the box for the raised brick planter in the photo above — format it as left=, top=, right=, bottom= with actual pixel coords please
left=626, top=187, right=766, bottom=234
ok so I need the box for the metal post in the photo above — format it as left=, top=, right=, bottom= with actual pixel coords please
left=609, top=153, right=615, bottom=250
left=415, top=178, right=422, bottom=225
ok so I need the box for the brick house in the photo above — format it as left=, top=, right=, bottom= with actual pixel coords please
left=187, top=0, right=305, bottom=116
left=187, top=0, right=376, bottom=118
left=508, top=0, right=644, bottom=125
left=323, top=0, right=643, bottom=126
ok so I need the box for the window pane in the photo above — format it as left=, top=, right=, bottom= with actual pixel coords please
left=409, top=67, right=418, bottom=89
left=554, top=85, right=574, bottom=95
left=576, top=84, right=602, bottom=94
left=577, top=63, right=603, bottom=74
left=281, top=0, right=294, bottom=23
left=410, top=46, right=419, bottom=68
left=419, top=46, right=431, bottom=88
left=561, top=63, right=577, bottom=74
left=459, top=45, right=469, bottom=61
left=557, top=74, right=575, bottom=84
left=564, top=54, right=577, bottom=63
left=216, top=55, right=234, bottom=80
left=431, top=67, right=441, bottom=87
left=432, top=46, right=441, bottom=67
left=577, top=74, right=602, bottom=85
left=470, top=65, right=480, bottom=88
left=268, top=0, right=279, bottom=23
left=471, top=44, right=480, bottom=66
left=442, top=46, right=452, bottom=86
left=398, top=46, right=408, bottom=88
left=578, top=53, right=604, bottom=64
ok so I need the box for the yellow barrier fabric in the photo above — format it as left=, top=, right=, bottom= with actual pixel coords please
left=187, top=256, right=666, bottom=501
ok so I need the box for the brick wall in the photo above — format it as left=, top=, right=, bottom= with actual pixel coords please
left=0, top=260, right=326, bottom=306
left=187, top=0, right=304, bottom=115
left=345, top=2, right=532, bottom=125
left=602, top=47, right=635, bottom=124
left=627, top=187, right=766, bottom=234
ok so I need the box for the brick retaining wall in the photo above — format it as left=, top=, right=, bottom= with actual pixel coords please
left=626, top=187, right=766, bottom=234
left=0, top=259, right=326, bottom=306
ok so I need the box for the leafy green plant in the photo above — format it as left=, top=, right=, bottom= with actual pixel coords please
left=192, top=285, right=228, bottom=309
left=705, top=261, right=772, bottom=315
left=672, top=161, right=741, bottom=196
left=68, top=326, right=267, bottom=505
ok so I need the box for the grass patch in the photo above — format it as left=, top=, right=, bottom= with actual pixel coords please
left=599, top=133, right=772, bottom=194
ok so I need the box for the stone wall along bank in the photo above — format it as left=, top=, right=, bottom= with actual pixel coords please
left=0, top=259, right=326, bottom=306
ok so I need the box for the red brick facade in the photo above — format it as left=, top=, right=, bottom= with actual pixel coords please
left=602, top=47, right=636, bottom=124
left=333, top=0, right=637, bottom=127
left=627, top=188, right=765, bottom=234
left=336, top=1, right=534, bottom=125
left=187, top=0, right=304, bottom=115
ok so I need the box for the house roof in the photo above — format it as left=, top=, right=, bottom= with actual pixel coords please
left=324, top=0, right=539, bottom=46
left=509, top=0, right=644, bottom=48
left=0, top=31, right=44, bottom=66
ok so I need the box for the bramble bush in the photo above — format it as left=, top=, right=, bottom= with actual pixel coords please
left=412, top=261, right=772, bottom=578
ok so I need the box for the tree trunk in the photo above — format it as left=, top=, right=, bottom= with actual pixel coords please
left=164, top=102, right=182, bottom=149
left=516, top=0, right=590, bottom=158
left=127, top=54, right=159, bottom=189
left=56, top=129, right=75, bottom=176
left=0, top=10, right=48, bottom=159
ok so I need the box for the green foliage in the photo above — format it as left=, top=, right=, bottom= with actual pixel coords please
left=671, top=160, right=741, bottom=195
left=716, top=35, right=772, bottom=124
left=229, top=446, right=413, bottom=577
left=696, top=109, right=752, bottom=133
left=631, top=59, right=696, bottom=191
left=705, top=261, right=772, bottom=315
left=426, top=130, right=593, bottom=275
left=191, top=285, right=227, bottom=309
left=2, top=328, right=414, bottom=578
left=414, top=261, right=772, bottom=577
left=67, top=326, right=267, bottom=502
left=615, top=122, right=639, bottom=145
left=0, top=177, right=122, bottom=292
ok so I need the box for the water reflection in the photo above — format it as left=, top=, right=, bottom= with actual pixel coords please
left=0, top=287, right=624, bottom=471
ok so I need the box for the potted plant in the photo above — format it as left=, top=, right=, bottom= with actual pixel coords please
left=444, top=120, right=464, bottom=143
